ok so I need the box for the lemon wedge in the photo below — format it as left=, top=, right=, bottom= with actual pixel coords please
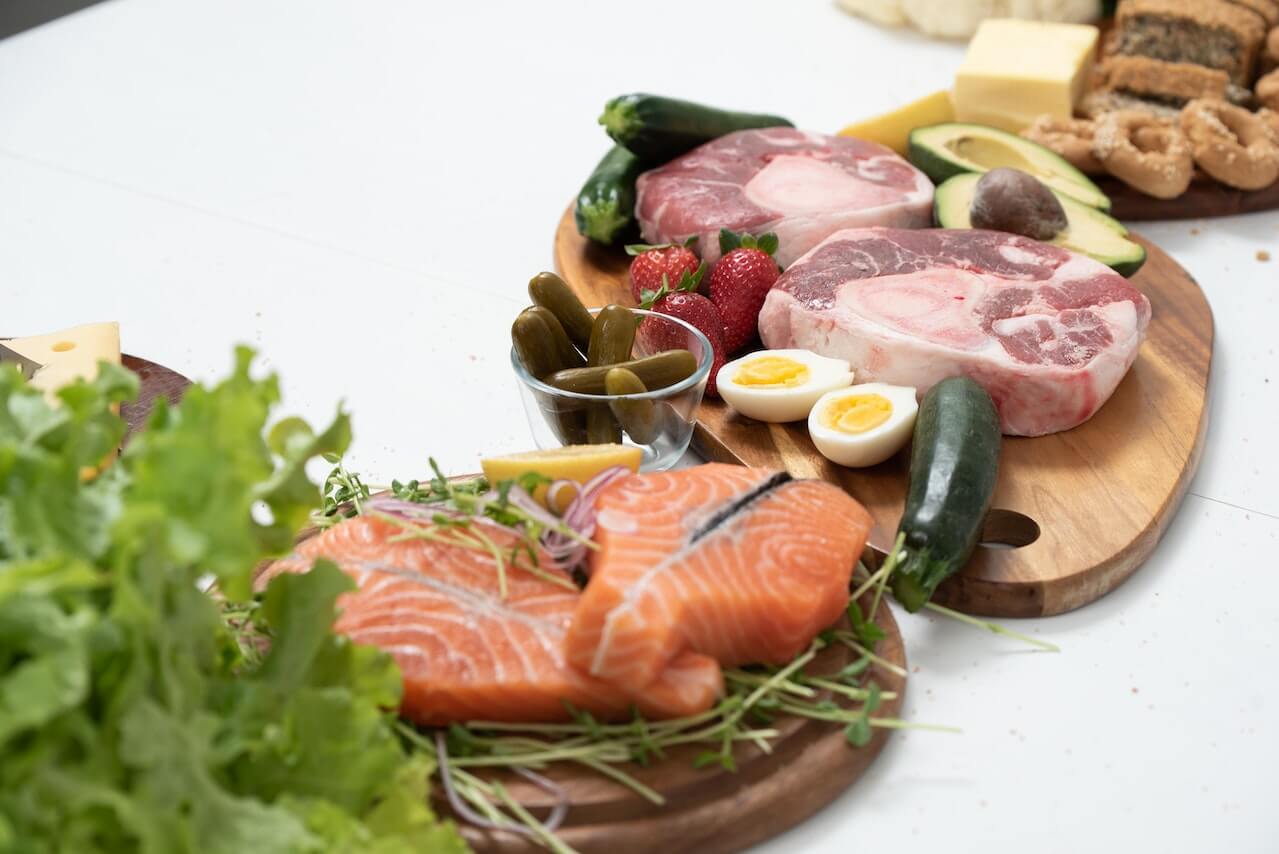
left=480, top=444, right=642, bottom=512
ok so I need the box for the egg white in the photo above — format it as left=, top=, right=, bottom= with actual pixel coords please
left=808, top=383, right=919, bottom=468
left=716, top=349, right=854, bottom=423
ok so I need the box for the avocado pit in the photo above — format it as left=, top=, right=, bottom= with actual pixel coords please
left=969, top=168, right=1068, bottom=241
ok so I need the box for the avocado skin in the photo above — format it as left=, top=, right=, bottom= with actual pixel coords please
left=908, top=122, right=1112, bottom=214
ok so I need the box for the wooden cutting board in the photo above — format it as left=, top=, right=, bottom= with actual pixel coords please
left=121, top=354, right=191, bottom=440
left=282, top=518, right=907, bottom=854
left=552, top=206, right=1214, bottom=617
left=0, top=349, right=190, bottom=440
left=1103, top=175, right=1279, bottom=222
left=444, top=602, right=906, bottom=854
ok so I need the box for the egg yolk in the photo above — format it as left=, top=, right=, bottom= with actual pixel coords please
left=733, top=356, right=811, bottom=388
left=821, top=394, right=892, bottom=434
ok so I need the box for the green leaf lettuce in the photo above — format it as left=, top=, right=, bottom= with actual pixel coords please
left=0, top=349, right=467, bottom=853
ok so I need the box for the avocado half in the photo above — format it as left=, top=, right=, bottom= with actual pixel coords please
left=909, top=122, right=1111, bottom=213
left=935, top=172, right=1145, bottom=277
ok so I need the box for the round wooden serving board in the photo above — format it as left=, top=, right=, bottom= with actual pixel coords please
left=553, top=206, right=1214, bottom=618
left=121, top=354, right=191, bottom=440
left=447, top=602, right=906, bottom=854
left=1103, top=175, right=1279, bottom=222
left=283, top=515, right=906, bottom=854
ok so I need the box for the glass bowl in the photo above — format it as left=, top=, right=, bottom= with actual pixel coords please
left=511, top=307, right=712, bottom=471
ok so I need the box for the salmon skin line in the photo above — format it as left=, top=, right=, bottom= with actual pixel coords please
left=687, top=471, right=793, bottom=545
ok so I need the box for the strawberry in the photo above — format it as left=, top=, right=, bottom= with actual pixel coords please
left=626, top=238, right=702, bottom=304
left=708, top=229, right=781, bottom=354
left=639, top=274, right=727, bottom=398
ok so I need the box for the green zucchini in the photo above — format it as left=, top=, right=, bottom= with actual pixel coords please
left=890, top=377, right=1002, bottom=613
left=599, top=93, right=793, bottom=162
left=575, top=145, right=644, bottom=245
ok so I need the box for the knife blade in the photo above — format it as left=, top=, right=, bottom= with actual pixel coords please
left=0, top=342, right=42, bottom=380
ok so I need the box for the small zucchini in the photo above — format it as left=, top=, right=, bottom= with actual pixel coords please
left=599, top=93, right=793, bottom=162
left=890, top=377, right=1002, bottom=613
left=575, top=145, right=645, bottom=245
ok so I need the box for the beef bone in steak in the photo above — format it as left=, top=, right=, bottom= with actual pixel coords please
left=635, top=128, right=934, bottom=268
left=757, top=228, right=1152, bottom=436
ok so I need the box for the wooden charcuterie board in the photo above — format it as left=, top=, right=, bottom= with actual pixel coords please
left=121, top=354, right=191, bottom=440
left=283, top=507, right=906, bottom=852
left=286, top=514, right=908, bottom=854
left=553, top=205, right=1214, bottom=618
left=1103, top=175, right=1279, bottom=222
left=442, top=603, right=906, bottom=854
left=1088, top=15, right=1279, bottom=222
left=0, top=349, right=190, bottom=440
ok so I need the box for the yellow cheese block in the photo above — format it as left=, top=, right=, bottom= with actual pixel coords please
left=4, top=322, right=122, bottom=404
left=839, top=89, right=955, bottom=156
left=953, top=19, right=1098, bottom=133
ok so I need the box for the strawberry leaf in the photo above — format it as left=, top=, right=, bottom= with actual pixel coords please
left=718, top=229, right=743, bottom=255
left=639, top=276, right=672, bottom=311
left=625, top=235, right=699, bottom=256
left=720, top=229, right=779, bottom=256
left=673, top=262, right=707, bottom=293
left=625, top=242, right=669, bottom=256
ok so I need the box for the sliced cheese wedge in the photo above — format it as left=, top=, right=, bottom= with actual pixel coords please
left=3, top=322, right=121, bottom=403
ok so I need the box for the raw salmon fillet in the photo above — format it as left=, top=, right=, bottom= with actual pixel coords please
left=565, top=464, right=873, bottom=689
left=259, top=515, right=723, bottom=724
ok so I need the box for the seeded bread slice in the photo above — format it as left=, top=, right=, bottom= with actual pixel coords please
left=1115, top=0, right=1266, bottom=85
left=1097, top=55, right=1231, bottom=104
left=1227, top=0, right=1279, bottom=29
left=1080, top=89, right=1184, bottom=121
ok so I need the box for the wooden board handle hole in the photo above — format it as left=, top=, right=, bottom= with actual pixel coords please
left=979, top=509, right=1041, bottom=550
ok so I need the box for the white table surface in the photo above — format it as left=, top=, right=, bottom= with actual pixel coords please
left=4, top=1, right=1277, bottom=851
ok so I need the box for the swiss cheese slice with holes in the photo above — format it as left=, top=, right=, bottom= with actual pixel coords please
left=2, top=322, right=121, bottom=403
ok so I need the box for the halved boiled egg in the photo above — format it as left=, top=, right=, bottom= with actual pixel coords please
left=808, top=383, right=919, bottom=468
left=716, top=349, right=854, bottom=423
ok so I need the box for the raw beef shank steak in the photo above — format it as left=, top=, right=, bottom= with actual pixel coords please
left=635, top=128, right=934, bottom=268
left=757, top=228, right=1152, bottom=436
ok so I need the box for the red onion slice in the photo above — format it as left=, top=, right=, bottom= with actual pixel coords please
left=434, top=732, right=568, bottom=837
left=540, top=466, right=635, bottom=575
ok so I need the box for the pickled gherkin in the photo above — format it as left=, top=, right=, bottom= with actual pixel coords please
left=586, top=406, right=623, bottom=444
left=510, top=309, right=560, bottom=380
left=512, top=305, right=589, bottom=444
left=605, top=367, right=661, bottom=444
left=512, top=307, right=584, bottom=379
left=546, top=350, right=697, bottom=395
left=529, top=306, right=585, bottom=372
left=587, top=304, right=637, bottom=367
left=528, top=272, right=594, bottom=351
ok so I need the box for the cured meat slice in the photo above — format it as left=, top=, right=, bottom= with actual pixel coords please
left=635, top=128, right=934, bottom=268
left=757, top=227, right=1152, bottom=436
left=259, top=515, right=723, bottom=724
left=565, top=465, right=872, bottom=689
